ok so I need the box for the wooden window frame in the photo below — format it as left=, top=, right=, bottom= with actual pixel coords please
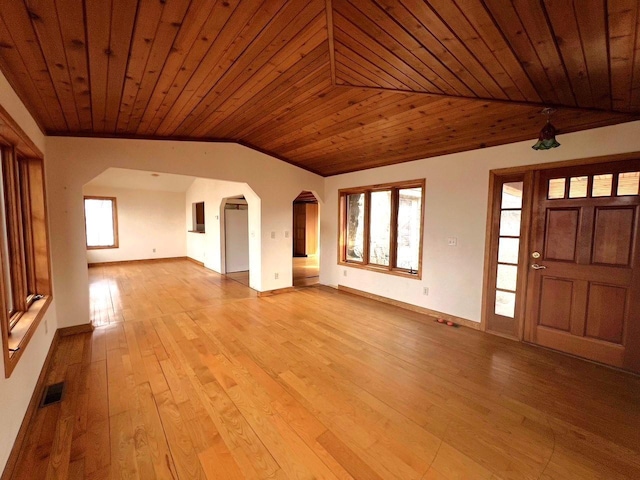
left=338, top=179, right=425, bottom=279
left=0, top=145, right=53, bottom=378
left=189, top=201, right=205, bottom=233
left=482, top=173, right=533, bottom=340
left=84, top=196, right=119, bottom=249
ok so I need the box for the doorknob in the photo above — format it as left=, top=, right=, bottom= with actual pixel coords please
left=531, top=263, right=547, bottom=270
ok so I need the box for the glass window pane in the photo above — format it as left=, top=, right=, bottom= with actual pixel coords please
left=85, top=198, right=115, bottom=247
left=592, top=174, right=613, bottom=197
left=345, top=193, right=365, bottom=261
left=501, top=182, right=523, bottom=208
left=369, top=190, right=391, bottom=266
left=499, top=210, right=521, bottom=237
left=617, top=172, right=640, bottom=196
left=548, top=178, right=566, bottom=199
left=395, top=187, right=422, bottom=272
left=0, top=159, right=13, bottom=315
left=569, top=176, right=588, bottom=198
left=495, top=290, right=516, bottom=318
left=498, top=237, right=520, bottom=264
left=497, top=264, right=518, bottom=291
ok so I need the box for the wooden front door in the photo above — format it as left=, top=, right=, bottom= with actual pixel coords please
left=524, top=160, right=640, bottom=372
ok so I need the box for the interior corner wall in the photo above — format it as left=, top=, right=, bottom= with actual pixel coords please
left=321, top=121, right=640, bottom=324
left=0, top=71, right=58, bottom=474
left=83, top=186, right=186, bottom=264
left=185, top=178, right=260, bottom=290
left=44, top=137, right=324, bottom=329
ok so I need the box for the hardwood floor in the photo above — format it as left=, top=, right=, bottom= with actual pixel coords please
left=224, top=270, right=251, bottom=288
left=293, top=255, right=319, bottom=287
left=9, top=259, right=640, bottom=479
left=194, top=255, right=318, bottom=291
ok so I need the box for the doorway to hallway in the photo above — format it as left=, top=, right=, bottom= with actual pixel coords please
left=292, top=191, right=319, bottom=287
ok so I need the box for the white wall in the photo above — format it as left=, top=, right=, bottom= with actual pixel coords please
left=83, top=186, right=186, bottom=264
left=185, top=178, right=260, bottom=288
left=321, top=121, right=640, bottom=323
left=0, top=71, right=58, bottom=473
left=225, top=208, right=250, bottom=272
left=45, top=137, right=324, bottom=328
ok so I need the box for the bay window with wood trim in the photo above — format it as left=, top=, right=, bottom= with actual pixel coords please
left=339, top=179, right=425, bottom=278
left=0, top=145, right=52, bottom=377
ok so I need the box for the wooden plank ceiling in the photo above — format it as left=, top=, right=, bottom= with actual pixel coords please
left=0, top=0, right=638, bottom=176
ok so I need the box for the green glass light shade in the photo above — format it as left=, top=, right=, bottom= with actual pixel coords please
left=532, top=121, right=560, bottom=150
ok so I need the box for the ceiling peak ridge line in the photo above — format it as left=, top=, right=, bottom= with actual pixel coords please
left=330, top=83, right=640, bottom=117
left=325, top=0, right=336, bottom=85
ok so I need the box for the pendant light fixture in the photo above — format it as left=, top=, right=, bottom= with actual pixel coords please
left=532, top=107, right=560, bottom=150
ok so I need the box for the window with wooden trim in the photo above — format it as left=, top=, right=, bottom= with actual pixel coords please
left=84, top=196, right=119, bottom=249
left=191, top=201, right=205, bottom=233
left=0, top=145, right=52, bottom=377
left=547, top=171, right=640, bottom=199
left=339, top=180, right=425, bottom=277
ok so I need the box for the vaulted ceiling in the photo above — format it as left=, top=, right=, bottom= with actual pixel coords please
left=0, top=0, right=638, bottom=176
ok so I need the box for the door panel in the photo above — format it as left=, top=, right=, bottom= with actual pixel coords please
left=585, top=283, right=626, bottom=343
left=525, top=159, right=640, bottom=372
left=544, top=209, right=579, bottom=260
left=592, top=207, right=634, bottom=265
left=538, top=278, right=573, bottom=331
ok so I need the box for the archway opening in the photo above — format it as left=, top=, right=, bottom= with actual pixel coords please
left=221, top=196, right=250, bottom=287
left=292, top=191, right=320, bottom=287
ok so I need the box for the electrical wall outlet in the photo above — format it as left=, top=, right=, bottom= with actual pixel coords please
left=423, top=287, right=429, bottom=296
left=284, top=230, right=290, bottom=238
left=271, top=231, right=276, bottom=239
left=343, top=269, right=347, bottom=277
left=153, top=248, right=156, bottom=253
left=447, top=237, right=458, bottom=246
left=274, top=272, right=279, bottom=280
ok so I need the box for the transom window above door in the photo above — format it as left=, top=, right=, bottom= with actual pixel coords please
left=548, top=171, right=639, bottom=199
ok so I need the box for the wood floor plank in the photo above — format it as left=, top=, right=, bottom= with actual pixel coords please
left=134, top=382, right=178, bottom=479
left=10, top=259, right=640, bottom=479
